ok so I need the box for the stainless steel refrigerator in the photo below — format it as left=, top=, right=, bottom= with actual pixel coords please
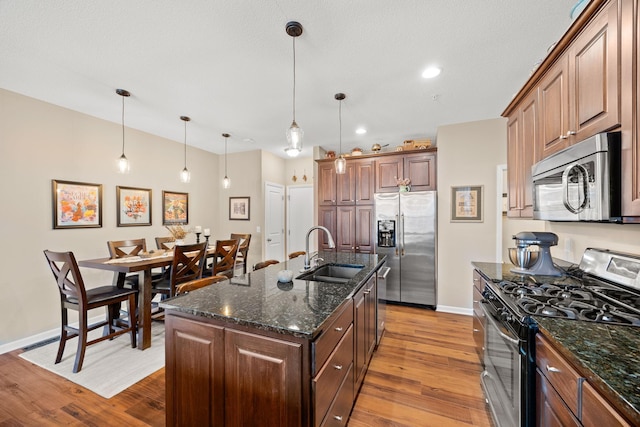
left=374, top=191, right=436, bottom=307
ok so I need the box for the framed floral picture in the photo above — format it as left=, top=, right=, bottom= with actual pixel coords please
left=117, top=186, right=152, bottom=227
left=229, top=197, right=250, bottom=220
left=52, top=179, right=102, bottom=229
left=163, top=191, right=188, bottom=225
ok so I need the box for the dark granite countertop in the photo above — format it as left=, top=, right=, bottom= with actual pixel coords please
left=160, top=251, right=385, bottom=340
left=473, top=262, right=640, bottom=425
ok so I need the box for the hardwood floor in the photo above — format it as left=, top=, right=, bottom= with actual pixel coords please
left=0, top=305, right=492, bottom=426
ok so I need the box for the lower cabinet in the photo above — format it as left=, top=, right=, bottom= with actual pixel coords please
left=472, top=270, right=486, bottom=365
left=165, top=275, right=380, bottom=427
left=535, top=333, right=632, bottom=427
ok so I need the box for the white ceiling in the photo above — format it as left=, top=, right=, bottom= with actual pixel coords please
left=0, top=0, right=577, bottom=158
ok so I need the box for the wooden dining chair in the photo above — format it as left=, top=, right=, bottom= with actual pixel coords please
left=288, top=251, right=306, bottom=260
left=230, top=233, right=251, bottom=274
left=155, top=236, right=176, bottom=251
left=175, top=275, right=228, bottom=295
left=152, top=241, right=208, bottom=298
left=107, top=239, right=149, bottom=291
left=43, top=250, right=137, bottom=373
left=205, top=239, right=239, bottom=278
left=253, top=259, right=280, bottom=271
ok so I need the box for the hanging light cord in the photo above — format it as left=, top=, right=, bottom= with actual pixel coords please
left=183, top=120, right=187, bottom=168
left=121, top=95, right=126, bottom=156
left=292, top=37, right=296, bottom=122
left=339, top=98, right=342, bottom=153
left=224, top=136, right=228, bottom=176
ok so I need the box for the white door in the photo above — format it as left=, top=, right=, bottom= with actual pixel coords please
left=287, top=185, right=314, bottom=254
left=264, top=182, right=285, bottom=261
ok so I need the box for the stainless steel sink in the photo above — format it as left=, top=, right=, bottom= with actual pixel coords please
left=296, top=263, right=364, bottom=284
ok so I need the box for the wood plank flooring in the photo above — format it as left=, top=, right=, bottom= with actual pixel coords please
left=0, top=304, right=492, bottom=426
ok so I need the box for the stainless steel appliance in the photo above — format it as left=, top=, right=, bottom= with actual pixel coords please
left=376, top=264, right=390, bottom=345
left=374, top=191, right=436, bottom=307
left=479, top=248, right=640, bottom=426
left=510, top=231, right=563, bottom=276
left=532, top=132, right=621, bottom=222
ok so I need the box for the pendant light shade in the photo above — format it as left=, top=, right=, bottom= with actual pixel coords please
left=285, top=21, right=304, bottom=157
left=180, top=116, right=191, bottom=183
left=334, top=93, right=347, bottom=175
left=116, top=89, right=131, bottom=174
left=222, top=133, right=231, bottom=189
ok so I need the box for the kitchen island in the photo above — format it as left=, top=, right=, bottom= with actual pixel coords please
left=160, top=251, right=385, bottom=427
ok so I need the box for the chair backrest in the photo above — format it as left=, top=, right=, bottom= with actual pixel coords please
left=212, top=239, right=239, bottom=276
left=170, top=242, right=208, bottom=296
left=288, top=251, right=306, bottom=259
left=107, top=238, right=147, bottom=259
left=155, top=236, right=176, bottom=251
left=176, top=276, right=228, bottom=295
left=43, top=250, right=87, bottom=304
left=230, top=233, right=251, bottom=259
left=253, top=259, right=280, bottom=271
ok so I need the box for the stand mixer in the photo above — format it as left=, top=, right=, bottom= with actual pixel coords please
left=511, top=231, right=563, bottom=276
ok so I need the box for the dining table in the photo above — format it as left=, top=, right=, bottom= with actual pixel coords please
left=79, top=246, right=219, bottom=350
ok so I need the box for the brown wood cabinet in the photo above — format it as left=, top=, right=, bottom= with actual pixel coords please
left=317, top=149, right=437, bottom=254
left=538, top=56, right=570, bottom=160
left=472, top=270, right=486, bottom=364
left=507, top=90, right=537, bottom=218
left=375, top=151, right=437, bottom=193
left=535, top=333, right=632, bottom=426
left=353, top=275, right=376, bottom=392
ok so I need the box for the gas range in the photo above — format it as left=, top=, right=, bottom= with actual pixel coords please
left=486, top=248, right=640, bottom=327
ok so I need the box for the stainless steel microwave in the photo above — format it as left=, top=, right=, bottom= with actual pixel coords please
left=531, top=132, right=621, bottom=222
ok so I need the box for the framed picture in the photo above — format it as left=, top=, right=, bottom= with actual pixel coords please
left=117, top=186, right=152, bottom=227
left=52, top=179, right=102, bottom=229
left=451, top=185, right=484, bottom=222
left=163, top=191, right=188, bottom=225
left=229, top=197, right=250, bottom=220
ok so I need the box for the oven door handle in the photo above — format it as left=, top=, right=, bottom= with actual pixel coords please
left=480, top=302, right=520, bottom=345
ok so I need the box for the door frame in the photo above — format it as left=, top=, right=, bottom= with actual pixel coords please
left=264, top=181, right=285, bottom=261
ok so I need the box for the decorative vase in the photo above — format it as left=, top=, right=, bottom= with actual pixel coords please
left=399, top=185, right=410, bottom=192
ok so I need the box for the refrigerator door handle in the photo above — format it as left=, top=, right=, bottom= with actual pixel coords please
left=400, top=213, right=405, bottom=256
left=395, top=214, right=399, bottom=256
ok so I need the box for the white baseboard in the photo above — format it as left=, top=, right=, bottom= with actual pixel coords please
left=436, top=305, right=473, bottom=316
left=0, top=315, right=105, bottom=355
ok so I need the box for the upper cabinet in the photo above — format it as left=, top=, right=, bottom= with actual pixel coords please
left=375, top=151, right=437, bottom=193
left=336, top=158, right=375, bottom=206
left=318, top=162, right=337, bottom=206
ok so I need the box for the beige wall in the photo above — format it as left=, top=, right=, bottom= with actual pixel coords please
left=0, top=88, right=220, bottom=346
left=436, top=118, right=507, bottom=313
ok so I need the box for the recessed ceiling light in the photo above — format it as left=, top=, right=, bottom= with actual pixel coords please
left=422, top=66, right=441, bottom=79
left=356, top=127, right=367, bottom=135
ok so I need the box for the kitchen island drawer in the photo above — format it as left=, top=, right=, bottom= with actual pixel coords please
left=320, top=363, right=354, bottom=427
left=314, top=325, right=353, bottom=427
left=313, top=299, right=353, bottom=375
left=535, top=334, right=582, bottom=415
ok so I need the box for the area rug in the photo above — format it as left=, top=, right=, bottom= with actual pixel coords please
left=19, top=322, right=165, bottom=398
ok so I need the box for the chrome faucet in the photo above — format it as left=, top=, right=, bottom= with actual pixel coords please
left=303, top=226, right=335, bottom=270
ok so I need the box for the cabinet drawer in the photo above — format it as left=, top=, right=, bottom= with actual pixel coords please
left=320, top=363, right=354, bottom=427
left=536, top=368, right=580, bottom=427
left=313, top=299, right=353, bottom=375
left=582, top=381, right=631, bottom=427
left=314, top=325, right=353, bottom=427
left=535, top=334, right=582, bottom=415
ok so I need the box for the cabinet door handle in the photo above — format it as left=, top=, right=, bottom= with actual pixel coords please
left=559, top=134, right=568, bottom=140
left=473, top=328, right=479, bottom=332
left=566, top=130, right=576, bottom=136
left=546, top=365, right=561, bottom=373
left=333, top=415, right=343, bottom=421
left=333, top=365, right=343, bottom=370
left=364, top=290, right=371, bottom=295
left=334, top=327, right=343, bottom=332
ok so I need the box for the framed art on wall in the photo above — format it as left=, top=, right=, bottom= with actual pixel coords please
left=229, top=197, right=250, bottom=220
left=52, top=179, right=102, bottom=229
left=451, top=185, right=483, bottom=222
left=117, top=186, right=152, bottom=226
left=163, top=191, right=188, bottom=225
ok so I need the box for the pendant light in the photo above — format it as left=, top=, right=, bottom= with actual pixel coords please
left=116, top=89, right=131, bottom=173
left=284, top=21, right=303, bottom=157
left=334, top=93, right=347, bottom=175
left=222, top=133, right=231, bottom=189
left=180, top=116, right=191, bottom=183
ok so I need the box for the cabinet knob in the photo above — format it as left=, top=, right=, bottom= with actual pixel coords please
left=473, top=328, right=479, bottom=332
left=334, top=326, right=343, bottom=332
left=333, top=364, right=343, bottom=370
left=333, top=416, right=343, bottom=421
left=546, top=365, right=561, bottom=373
left=566, top=130, right=576, bottom=136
